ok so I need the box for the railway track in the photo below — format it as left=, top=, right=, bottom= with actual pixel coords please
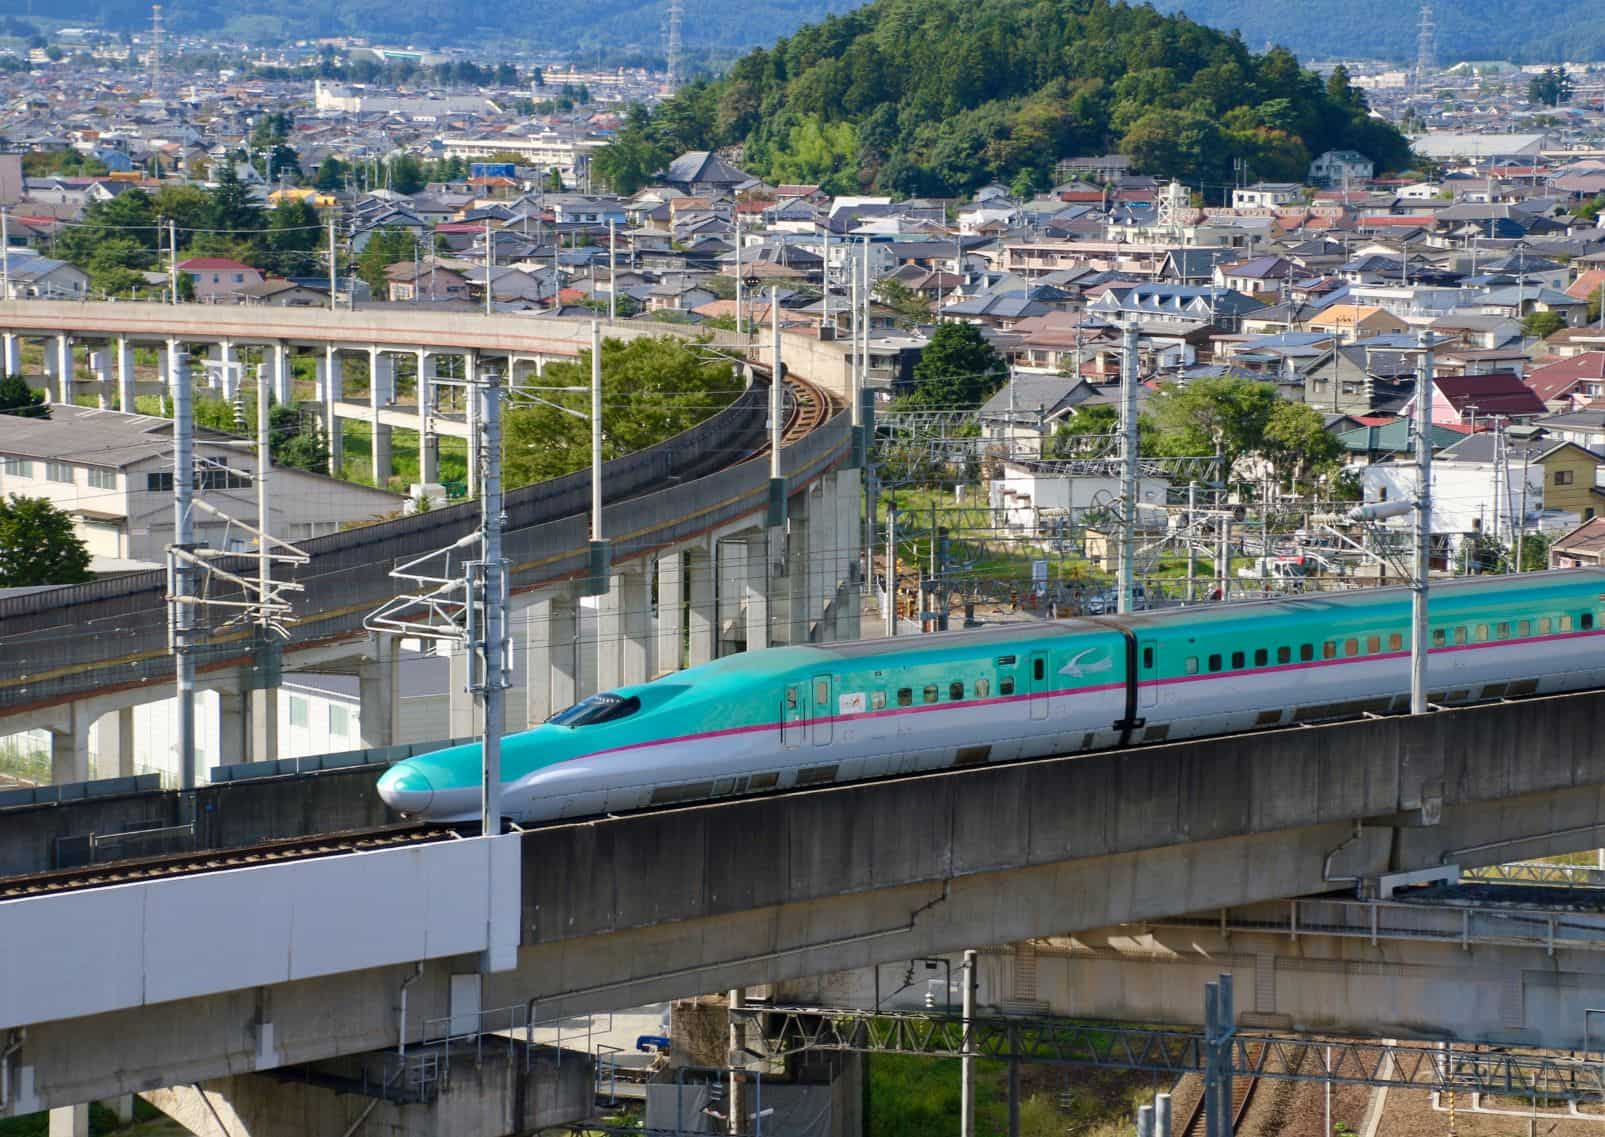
left=0, top=823, right=458, bottom=900
left=754, top=375, right=838, bottom=459
left=1179, top=1042, right=1266, bottom=1137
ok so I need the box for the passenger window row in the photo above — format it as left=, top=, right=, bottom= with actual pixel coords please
left=1178, top=609, right=1599, bottom=676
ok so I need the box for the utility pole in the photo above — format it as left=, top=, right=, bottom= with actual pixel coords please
left=769, top=286, right=786, bottom=529
left=821, top=229, right=831, bottom=330
left=734, top=210, right=743, bottom=335
left=608, top=219, right=617, bottom=324
left=1412, top=329, right=1433, bottom=715
left=168, top=219, right=179, bottom=304
left=1516, top=446, right=1530, bottom=572
left=484, top=218, right=494, bottom=317
left=1186, top=481, right=1198, bottom=603
left=587, top=321, right=609, bottom=593
left=884, top=506, right=897, bottom=638
left=167, top=346, right=197, bottom=789
left=1118, top=321, right=1139, bottom=615
left=328, top=214, right=338, bottom=312
left=1, top=207, right=9, bottom=301
left=475, top=368, right=508, bottom=834
left=960, top=949, right=977, bottom=1137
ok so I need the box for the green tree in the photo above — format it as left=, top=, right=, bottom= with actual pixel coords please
left=1147, top=376, right=1280, bottom=475
left=263, top=199, right=321, bottom=276
left=0, top=374, right=47, bottom=418
left=501, top=337, right=738, bottom=488
left=206, top=160, right=265, bottom=238
left=389, top=154, right=426, bottom=195
left=900, top=323, right=1007, bottom=409
left=873, top=278, right=932, bottom=324
left=0, top=496, right=91, bottom=585
left=354, top=226, right=420, bottom=299
left=1523, top=310, right=1566, bottom=339
left=1262, top=399, right=1342, bottom=491
left=314, top=156, right=348, bottom=191
left=1528, top=66, right=1573, bottom=107
left=1515, top=531, right=1551, bottom=572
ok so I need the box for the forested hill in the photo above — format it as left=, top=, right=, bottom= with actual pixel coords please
left=596, top=0, right=1412, bottom=198
left=1147, top=0, right=1605, bottom=64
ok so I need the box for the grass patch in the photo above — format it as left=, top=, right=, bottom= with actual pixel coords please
left=0, top=1100, right=181, bottom=1137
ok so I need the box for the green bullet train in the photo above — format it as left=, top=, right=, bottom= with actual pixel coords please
left=377, top=568, right=1605, bottom=822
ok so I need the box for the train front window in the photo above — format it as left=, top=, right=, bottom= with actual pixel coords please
left=548, top=692, right=642, bottom=727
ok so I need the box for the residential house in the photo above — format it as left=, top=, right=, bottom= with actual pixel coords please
left=658, top=151, right=752, bottom=196
left=1525, top=354, right=1605, bottom=412
left=1308, top=150, right=1375, bottom=187
left=646, top=274, right=717, bottom=313
left=0, top=406, right=402, bottom=569
left=1085, top=283, right=1264, bottom=333
left=1231, top=183, right=1302, bottom=210
left=1404, top=372, right=1548, bottom=427
left=0, top=252, right=89, bottom=299
left=1535, top=408, right=1605, bottom=453
left=1474, top=285, right=1588, bottom=327
left=1550, top=517, right=1605, bottom=567
left=977, top=375, right=1097, bottom=457
left=385, top=262, right=471, bottom=303
left=1306, top=304, right=1409, bottom=342
left=235, top=279, right=329, bottom=307
left=177, top=257, right=266, bottom=303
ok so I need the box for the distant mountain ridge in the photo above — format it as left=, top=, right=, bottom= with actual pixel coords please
left=1146, top=0, right=1605, bottom=63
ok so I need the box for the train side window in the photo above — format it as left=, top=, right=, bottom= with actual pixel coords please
left=1000, top=676, right=1015, bottom=695
left=1388, top=633, right=1403, bottom=651
left=815, top=679, right=830, bottom=707
left=749, top=772, right=779, bottom=790
left=1033, top=658, right=1045, bottom=681
left=871, top=691, right=887, bottom=710
left=1540, top=617, right=1553, bottom=634
left=1583, top=613, right=1595, bottom=630
left=1344, top=638, right=1359, bottom=657
left=1560, top=615, right=1574, bottom=632
left=976, top=678, right=990, bottom=697
left=1142, top=646, right=1154, bottom=669
left=1496, top=622, right=1509, bottom=639
left=1322, top=641, right=1337, bottom=660
left=1300, top=644, right=1314, bottom=662
left=797, top=764, right=838, bottom=786
left=1278, top=646, right=1291, bottom=664
left=713, top=778, right=736, bottom=796
left=1208, top=654, right=1222, bottom=672
left=1254, top=648, right=1268, bottom=667
left=1432, top=629, right=1446, bottom=647
left=1366, top=636, right=1380, bottom=654
left=785, top=687, right=798, bottom=709
left=1231, top=651, right=1245, bottom=669
left=1453, top=627, right=1467, bottom=645
left=949, top=681, right=964, bottom=701
left=923, top=684, right=938, bottom=704
left=1474, top=624, right=1488, bottom=642
left=897, top=688, right=913, bottom=707
left=1519, top=619, right=1532, bottom=636
left=1184, top=657, right=1199, bottom=675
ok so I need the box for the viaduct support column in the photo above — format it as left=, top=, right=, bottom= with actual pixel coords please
left=94, top=706, right=137, bottom=778
left=249, top=686, right=278, bottom=766
left=358, top=633, right=398, bottom=749
left=449, top=645, right=475, bottom=739
left=687, top=548, right=716, bottom=666
left=217, top=342, right=239, bottom=401
left=655, top=553, right=684, bottom=676
left=271, top=342, right=292, bottom=405
left=835, top=467, right=863, bottom=641
left=786, top=493, right=812, bottom=645
left=597, top=569, right=650, bottom=691
left=48, top=1104, right=88, bottom=1137
left=89, top=348, right=111, bottom=408
left=369, top=348, right=393, bottom=487
left=116, top=336, right=134, bottom=411
left=321, top=349, right=343, bottom=476
left=42, top=337, right=58, bottom=397
left=417, top=350, right=439, bottom=485
left=2, top=331, right=18, bottom=377
left=217, top=688, right=248, bottom=766
left=49, top=704, right=89, bottom=785
left=525, top=593, right=579, bottom=726
left=55, top=333, right=72, bottom=404
left=745, top=532, right=772, bottom=651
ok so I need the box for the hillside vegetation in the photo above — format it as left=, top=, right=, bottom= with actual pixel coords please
left=598, top=0, right=1412, bottom=197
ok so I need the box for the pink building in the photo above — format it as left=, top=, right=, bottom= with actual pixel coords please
left=177, top=257, right=265, bottom=303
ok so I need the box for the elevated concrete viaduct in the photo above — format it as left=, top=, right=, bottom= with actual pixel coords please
left=7, top=685, right=1605, bottom=1115
left=0, top=302, right=864, bottom=787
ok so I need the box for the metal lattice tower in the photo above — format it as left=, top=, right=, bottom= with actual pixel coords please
left=666, top=0, right=684, bottom=88
left=1413, top=3, right=1435, bottom=92
left=148, top=4, right=162, bottom=98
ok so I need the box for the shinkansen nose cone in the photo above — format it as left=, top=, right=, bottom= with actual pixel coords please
left=377, top=764, right=434, bottom=814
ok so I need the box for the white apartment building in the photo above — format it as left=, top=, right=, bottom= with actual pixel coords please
left=0, top=406, right=403, bottom=570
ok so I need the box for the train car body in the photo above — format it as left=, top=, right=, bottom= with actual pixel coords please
left=377, top=570, right=1605, bottom=823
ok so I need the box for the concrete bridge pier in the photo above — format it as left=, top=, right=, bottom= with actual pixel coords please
left=716, top=538, right=747, bottom=657
left=523, top=592, right=580, bottom=726
left=215, top=342, right=239, bottom=401
left=88, top=350, right=110, bottom=408
left=143, top=1043, right=594, bottom=1137
left=270, top=342, right=292, bottom=405
left=92, top=707, right=136, bottom=779
left=114, top=337, right=134, bottom=411
left=370, top=349, right=395, bottom=487
left=53, top=334, right=73, bottom=404
left=655, top=553, right=684, bottom=676
left=686, top=547, right=717, bottom=667
left=745, top=530, right=775, bottom=652
left=596, top=566, right=651, bottom=691
left=2, top=331, right=18, bottom=376
left=47, top=703, right=90, bottom=785
left=358, top=634, right=399, bottom=750
left=417, top=350, right=439, bottom=485
left=319, top=349, right=344, bottom=476
left=217, top=688, right=249, bottom=766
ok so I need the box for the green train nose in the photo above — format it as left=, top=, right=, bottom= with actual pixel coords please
left=377, top=765, right=434, bottom=814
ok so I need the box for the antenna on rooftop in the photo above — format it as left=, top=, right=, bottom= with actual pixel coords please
left=665, top=0, right=684, bottom=89
left=149, top=4, right=163, bottom=99
left=1413, top=4, right=1436, bottom=94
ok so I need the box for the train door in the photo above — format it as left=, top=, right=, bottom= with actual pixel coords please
left=1028, top=652, right=1050, bottom=720
left=781, top=683, right=805, bottom=748
left=1138, top=640, right=1158, bottom=710
left=812, top=674, right=834, bottom=745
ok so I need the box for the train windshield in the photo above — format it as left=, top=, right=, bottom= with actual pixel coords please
left=548, top=692, right=642, bottom=727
